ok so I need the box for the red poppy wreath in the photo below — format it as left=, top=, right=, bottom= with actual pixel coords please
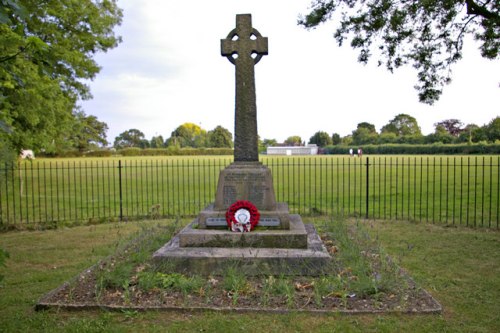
left=225, top=200, right=260, bottom=232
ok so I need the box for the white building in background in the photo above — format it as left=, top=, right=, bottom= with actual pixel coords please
left=266, top=144, right=318, bottom=156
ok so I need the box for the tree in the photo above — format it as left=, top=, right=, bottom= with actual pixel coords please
left=357, top=122, right=377, bottom=133
left=261, top=138, right=278, bottom=147
left=352, top=122, right=378, bottom=145
left=381, top=114, right=422, bottom=137
left=114, top=129, right=146, bottom=149
left=341, top=134, right=353, bottom=145
left=0, top=1, right=122, bottom=152
left=284, top=136, right=303, bottom=146
left=70, top=111, right=108, bottom=152
left=378, top=131, right=397, bottom=144
left=426, top=125, right=454, bottom=144
left=458, top=123, right=486, bottom=143
left=207, top=126, right=233, bottom=148
left=309, top=131, right=333, bottom=147
left=331, top=133, right=341, bottom=145
left=150, top=135, right=165, bottom=148
left=168, top=123, right=207, bottom=148
left=434, top=119, right=464, bottom=137
left=299, top=1, right=499, bottom=104
left=0, top=121, right=15, bottom=170
left=485, top=116, right=500, bottom=142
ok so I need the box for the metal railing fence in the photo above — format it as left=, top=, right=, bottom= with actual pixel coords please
left=0, top=156, right=498, bottom=228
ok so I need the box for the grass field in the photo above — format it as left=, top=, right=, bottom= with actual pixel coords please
left=1, top=155, right=499, bottom=229
left=0, top=218, right=498, bottom=332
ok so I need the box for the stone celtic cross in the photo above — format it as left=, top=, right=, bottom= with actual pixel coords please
left=221, top=14, right=268, bottom=162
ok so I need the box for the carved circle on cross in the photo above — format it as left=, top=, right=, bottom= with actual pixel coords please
left=224, top=28, right=266, bottom=65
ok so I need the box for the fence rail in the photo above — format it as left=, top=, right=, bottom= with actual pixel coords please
left=1, top=156, right=498, bottom=228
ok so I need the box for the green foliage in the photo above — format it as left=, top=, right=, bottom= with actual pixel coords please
left=69, top=110, right=109, bottom=152
left=261, top=138, right=277, bottom=147
left=381, top=114, right=422, bottom=137
left=485, top=116, right=500, bottom=142
left=168, top=123, right=207, bottom=148
left=116, top=147, right=142, bottom=156
left=138, top=272, right=204, bottom=295
left=113, top=129, right=148, bottom=149
left=83, top=149, right=113, bottom=158
left=95, top=222, right=180, bottom=292
left=309, top=131, right=332, bottom=147
left=0, top=122, right=15, bottom=164
left=223, top=267, right=250, bottom=305
left=352, top=122, right=378, bottom=145
left=149, top=135, right=165, bottom=148
left=116, top=147, right=233, bottom=156
left=426, top=125, right=455, bottom=144
left=331, top=133, right=341, bottom=145
left=299, top=0, right=500, bottom=104
left=223, top=267, right=248, bottom=293
left=1, top=0, right=122, bottom=152
left=207, top=125, right=233, bottom=148
left=324, top=143, right=500, bottom=155
left=324, top=218, right=404, bottom=300
left=263, top=275, right=295, bottom=307
left=100, top=262, right=135, bottom=289
left=284, top=135, right=303, bottom=146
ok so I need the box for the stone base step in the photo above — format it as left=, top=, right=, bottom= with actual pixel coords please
left=152, top=219, right=331, bottom=276
left=179, top=214, right=307, bottom=249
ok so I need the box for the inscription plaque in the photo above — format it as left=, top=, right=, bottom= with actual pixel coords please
left=215, top=163, right=276, bottom=211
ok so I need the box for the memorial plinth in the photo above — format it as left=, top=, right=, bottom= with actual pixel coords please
left=215, top=162, right=276, bottom=211
left=153, top=217, right=330, bottom=276
left=198, top=162, right=291, bottom=229
left=153, top=14, right=330, bottom=276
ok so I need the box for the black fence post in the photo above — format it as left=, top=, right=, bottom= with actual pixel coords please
left=118, top=160, right=123, bottom=221
left=366, top=157, right=369, bottom=219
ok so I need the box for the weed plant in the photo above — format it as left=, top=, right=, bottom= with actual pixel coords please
left=223, top=267, right=251, bottom=305
left=137, top=272, right=204, bottom=297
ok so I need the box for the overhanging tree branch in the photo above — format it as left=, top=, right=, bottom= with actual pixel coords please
left=0, top=48, right=24, bottom=63
left=465, top=0, right=500, bottom=24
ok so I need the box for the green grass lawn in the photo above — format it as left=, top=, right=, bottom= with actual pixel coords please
left=0, top=218, right=498, bottom=332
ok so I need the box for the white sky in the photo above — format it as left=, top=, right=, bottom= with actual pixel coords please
left=80, top=0, right=500, bottom=144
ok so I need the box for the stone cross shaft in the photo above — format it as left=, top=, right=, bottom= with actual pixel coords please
left=221, top=14, right=268, bottom=162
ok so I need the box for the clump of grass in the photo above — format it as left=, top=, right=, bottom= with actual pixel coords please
left=93, top=220, right=181, bottom=296
left=319, top=216, right=404, bottom=299
left=262, top=275, right=295, bottom=308
left=313, top=276, right=343, bottom=307
left=138, top=272, right=204, bottom=297
left=223, top=267, right=251, bottom=305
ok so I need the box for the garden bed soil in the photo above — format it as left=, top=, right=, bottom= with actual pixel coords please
left=36, top=230, right=442, bottom=314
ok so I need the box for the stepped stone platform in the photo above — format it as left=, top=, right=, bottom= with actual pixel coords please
left=152, top=215, right=331, bottom=276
